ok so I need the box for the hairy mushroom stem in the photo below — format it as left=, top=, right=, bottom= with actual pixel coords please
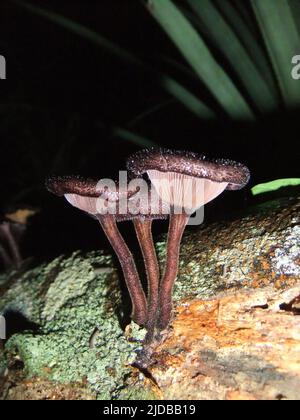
left=133, top=218, right=160, bottom=336
left=157, top=212, right=189, bottom=330
left=97, top=214, right=147, bottom=327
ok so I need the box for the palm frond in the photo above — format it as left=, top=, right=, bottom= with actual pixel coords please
left=251, top=0, right=300, bottom=107
left=147, top=0, right=255, bottom=120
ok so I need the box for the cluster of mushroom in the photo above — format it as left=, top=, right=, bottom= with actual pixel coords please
left=46, top=148, right=250, bottom=339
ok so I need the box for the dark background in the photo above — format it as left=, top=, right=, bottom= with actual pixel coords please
left=0, top=0, right=299, bottom=269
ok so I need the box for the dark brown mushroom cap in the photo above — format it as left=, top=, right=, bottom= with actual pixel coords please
left=46, top=175, right=169, bottom=220
left=45, top=175, right=139, bottom=200
left=126, top=148, right=250, bottom=190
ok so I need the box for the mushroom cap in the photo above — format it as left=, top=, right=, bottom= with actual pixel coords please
left=46, top=175, right=100, bottom=197
left=46, top=175, right=139, bottom=200
left=126, top=148, right=250, bottom=190
left=64, top=190, right=169, bottom=221
left=46, top=175, right=168, bottom=221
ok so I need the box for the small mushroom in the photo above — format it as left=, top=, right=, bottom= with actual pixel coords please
left=46, top=175, right=167, bottom=328
left=127, top=188, right=168, bottom=337
left=101, top=183, right=169, bottom=335
left=46, top=175, right=147, bottom=326
left=127, top=148, right=250, bottom=330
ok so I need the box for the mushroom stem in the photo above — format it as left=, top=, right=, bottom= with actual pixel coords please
left=157, top=213, right=189, bottom=330
left=97, top=214, right=147, bottom=326
left=133, top=219, right=160, bottom=335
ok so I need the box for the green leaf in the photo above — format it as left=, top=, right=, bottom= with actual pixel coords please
left=231, top=0, right=258, bottom=35
left=213, top=0, right=278, bottom=96
left=251, top=178, right=300, bottom=195
left=160, top=77, right=215, bottom=118
left=186, top=0, right=278, bottom=114
left=12, top=0, right=215, bottom=120
left=251, top=0, right=300, bottom=108
left=289, top=0, right=300, bottom=34
left=147, top=0, right=255, bottom=120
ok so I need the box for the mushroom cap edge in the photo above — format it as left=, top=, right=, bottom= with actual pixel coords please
left=126, top=148, right=250, bottom=190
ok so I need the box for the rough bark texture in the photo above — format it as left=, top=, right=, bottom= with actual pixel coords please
left=145, top=286, right=300, bottom=400
left=0, top=195, right=299, bottom=400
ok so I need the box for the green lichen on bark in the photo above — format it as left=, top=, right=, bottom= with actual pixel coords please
left=0, top=252, right=149, bottom=399
left=156, top=196, right=300, bottom=304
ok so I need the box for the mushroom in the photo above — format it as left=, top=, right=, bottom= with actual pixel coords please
left=100, top=180, right=169, bottom=335
left=46, top=175, right=147, bottom=326
left=127, top=187, right=169, bottom=337
left=46, top=175, right=168, bottom=329
left=127, top=148, right=250, bottom=330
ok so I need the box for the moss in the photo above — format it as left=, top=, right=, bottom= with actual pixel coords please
left=117, top=383, right=158, bottom=400
left=0, top=352, right=6, bottom=376
left=0, top=252, right=146, bottom=399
